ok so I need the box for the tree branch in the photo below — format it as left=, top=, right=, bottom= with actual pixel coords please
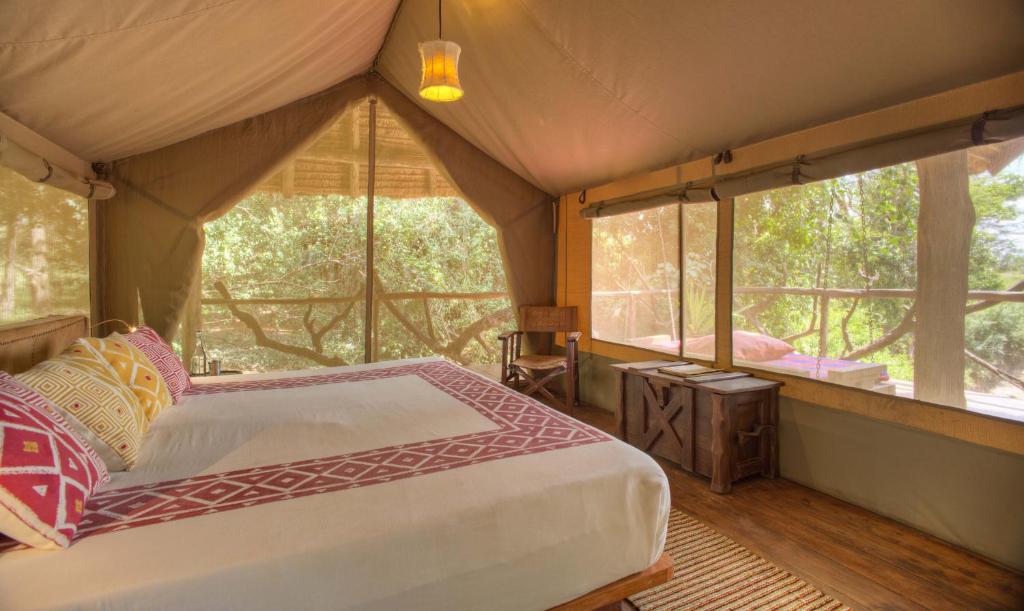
left=213, top=281, right=349, bottom=367
left=965, top=349, right=1024, bottom=392
left=446, top=309, right=513, bottom=360
left=840, top=297, right=860, bottom=354
left=843, top=303, right=916, bottom=361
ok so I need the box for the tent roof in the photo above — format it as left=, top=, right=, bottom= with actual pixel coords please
left=0, top=0, right=398, bottom=163
left=2, top=0, right=1023, bottom=194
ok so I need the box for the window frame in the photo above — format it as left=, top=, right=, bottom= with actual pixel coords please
left=588, top=202, right=718, bottom=365
left=576, top=193, right=1024, bottom=453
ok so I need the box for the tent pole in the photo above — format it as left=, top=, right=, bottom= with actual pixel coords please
left=0, top=111, right=95, bottom=180
left=365, top=98, right=378, bottom=363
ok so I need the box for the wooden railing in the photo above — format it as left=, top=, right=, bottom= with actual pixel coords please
left=592, top=287, right=1024, bottom=302
left=196, top=281, right=512, bottom=367
left=593, top=284, right=1024, bottom=389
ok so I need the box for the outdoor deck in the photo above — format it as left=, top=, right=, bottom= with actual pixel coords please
left=891, top=379, right=1024, bottom=422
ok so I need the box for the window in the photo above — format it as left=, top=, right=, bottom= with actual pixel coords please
left=195, top=99, right=512, bottom=373
left=372, top=102, right=512, bottom=364
left=592, top=206, right=679, bottom=354
left=682, top=202, right=717, bottom=359
left=591, top=202, right=716, bottom=359
left=0, top=166, right=89, bottom=322
left=733, top=136, right=1024, bottom=418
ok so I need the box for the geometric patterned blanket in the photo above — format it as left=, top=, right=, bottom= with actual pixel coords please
left=3, top=361, right=607, bottom=549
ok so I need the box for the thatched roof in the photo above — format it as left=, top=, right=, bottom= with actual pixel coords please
left=259, top=102, right=457, bottom=200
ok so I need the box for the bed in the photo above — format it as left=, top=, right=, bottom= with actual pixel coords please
left=0, top=316, right=671, bottom=611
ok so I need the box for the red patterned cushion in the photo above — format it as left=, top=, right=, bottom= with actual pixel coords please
left=122, top=326, right=192, bottom=403
left=686, top=331, right=795, bottom=362
left=0, top=372, right=109, bottom=549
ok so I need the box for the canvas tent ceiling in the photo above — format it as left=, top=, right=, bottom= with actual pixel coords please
left=0, top=0, right=398, bottom=163
left=1, top=0, right=1023, bottom=194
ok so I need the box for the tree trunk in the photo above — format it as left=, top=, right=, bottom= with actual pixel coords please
left=1, top=213, right=18, bottom=318
left=179, top=275, right=202, bottom=367
left=28, top=222, right=51, bottom=313
left=914, top=151, right=974, bottom=407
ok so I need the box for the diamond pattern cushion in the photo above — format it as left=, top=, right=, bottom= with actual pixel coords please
left=82, top=334, right=172, bottom=423
left=0, top=373, right=109, bottom=549
left=122, top=326, right=191, bottom=403
left=16, top=340, right=147, bottom=471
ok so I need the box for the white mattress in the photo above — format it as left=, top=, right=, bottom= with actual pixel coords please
left=0, top=358, right=670, bottom=611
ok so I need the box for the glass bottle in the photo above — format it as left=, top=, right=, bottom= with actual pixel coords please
left=191, top=330, right=209, bottom=375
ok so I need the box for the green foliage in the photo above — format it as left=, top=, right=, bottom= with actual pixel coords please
left=201, top=191, right=511, bottom=372
left=594, top=149, right=1024, bottom=401
left=592, top=205, right=681, bottom=342
left=683, top=285, right=714, bottom=338
left=733, top=156, right=1024, bottom=395
left=591, top=202, right=718, bottom=346
left=0, top=168, right=89, bottom=321
left=965, top=304, right=1024, bottom=392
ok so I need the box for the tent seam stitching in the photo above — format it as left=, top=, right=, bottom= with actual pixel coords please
left=0, top=0, right=245, bottom=46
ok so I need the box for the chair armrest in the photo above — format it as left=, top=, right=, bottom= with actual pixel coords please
left=566, top=331, right=583, bottom=343
left=498, top=330, right=524, bottom=341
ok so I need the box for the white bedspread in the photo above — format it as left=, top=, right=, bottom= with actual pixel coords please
left=0, top=358, right=670, bottom=611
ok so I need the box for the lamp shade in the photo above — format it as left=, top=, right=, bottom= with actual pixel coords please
left=418, top=40, right=464, bottom=103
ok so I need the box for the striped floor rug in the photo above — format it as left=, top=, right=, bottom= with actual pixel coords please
left=629, top=509, right=849, bottom=611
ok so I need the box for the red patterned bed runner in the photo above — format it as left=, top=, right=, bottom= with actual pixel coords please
left=2, top=361, right=606, bottom=550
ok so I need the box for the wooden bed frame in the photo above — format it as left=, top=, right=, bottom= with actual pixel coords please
left=0, top=315, right=674, bottom=611
left=550, top=552, right=674, bottom=610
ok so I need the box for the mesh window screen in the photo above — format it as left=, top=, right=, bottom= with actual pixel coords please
left=733, top=135, right=1024, bottom=418
left=372, top=101, right=512, bottom=365
left=193, top=98, right=513, bottom=372
left=196, top=100, right=370, bottom=372
left=682, top=203, right=717, bottom=360
left=591, top=202, right=717, bottom=359
left=591, top=205, right=681, bottom=355
left=0, top=166, right=89, bottom=323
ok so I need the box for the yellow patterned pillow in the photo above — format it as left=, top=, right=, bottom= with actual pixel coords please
left=16, top=340, right=146, bottom=471
left=81, top=334, right=172, bottom=423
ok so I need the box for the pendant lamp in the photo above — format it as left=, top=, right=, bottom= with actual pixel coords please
left=419, top=0, right=463, bottom=102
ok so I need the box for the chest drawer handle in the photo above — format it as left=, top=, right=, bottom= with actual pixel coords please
left=737, top=424, right=775, bottom=441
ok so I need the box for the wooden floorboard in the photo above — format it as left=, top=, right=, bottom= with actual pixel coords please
left=569, top=403, right=1024, bottom=611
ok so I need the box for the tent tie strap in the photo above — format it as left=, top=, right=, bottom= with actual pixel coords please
left=971, top=113, right=990, bottom=146
left=33, top=158, right=53, bottom=183
left=791, top=154, right=807, bottom=185
left=970, top=109, right=1019, bottom=146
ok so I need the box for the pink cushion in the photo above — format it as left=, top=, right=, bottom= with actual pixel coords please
left=0, top=373, right=109, bottom=549
left=122, top=326, right=192, bottom=403
left=685, top=331, right=795, bottom=362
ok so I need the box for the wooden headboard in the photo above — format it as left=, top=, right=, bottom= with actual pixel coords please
left=0, top=315, right=89, bottom=374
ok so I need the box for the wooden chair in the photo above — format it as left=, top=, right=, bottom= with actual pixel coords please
left=499, top=306, right=581, bottom=414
